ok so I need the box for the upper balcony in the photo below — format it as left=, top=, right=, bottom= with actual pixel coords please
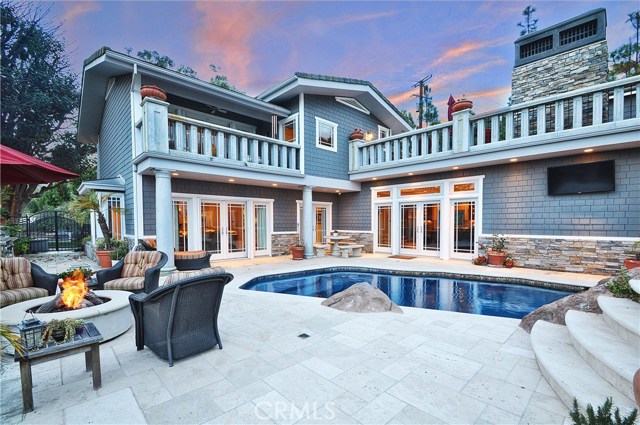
left=136, top=98, right=302, bottom=180
left=349, top=76, right=640, bottom=181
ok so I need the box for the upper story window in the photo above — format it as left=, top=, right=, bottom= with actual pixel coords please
left=378, top=125, right=391, bottom=140
left=280, top=114, right=298, bottom=144
left=335, top=97, right=370, bottom=114
left=316, top=117, right=338, bottom=152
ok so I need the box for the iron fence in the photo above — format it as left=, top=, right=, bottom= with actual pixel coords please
left=8, top=211, right=90, bottom=252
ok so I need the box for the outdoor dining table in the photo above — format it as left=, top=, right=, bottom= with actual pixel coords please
left=324, top=235, right=351, bottom=257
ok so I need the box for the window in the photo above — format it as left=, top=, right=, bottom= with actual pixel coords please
left=378, top=125, right=391, bottom=140
left=280, top=114, right=298, bottom=144
left=400, top=186, right=441, bottom=196
left=315, top=117, right=338, bottom=152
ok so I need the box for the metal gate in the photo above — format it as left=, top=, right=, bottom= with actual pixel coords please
left=14, top=211, right=90, bottom=252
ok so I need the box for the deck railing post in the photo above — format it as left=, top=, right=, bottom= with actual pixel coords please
left=142, top=97, right=169, bottom=154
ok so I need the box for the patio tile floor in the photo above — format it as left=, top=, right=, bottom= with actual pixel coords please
left=0, top=253, right=605, bottom=424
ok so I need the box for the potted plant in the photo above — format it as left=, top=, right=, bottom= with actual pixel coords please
left=349, top=128, right=365, bottom=140
left=452, top=98, right=473, bottom=113
left=504, top=257, right=515, bottom=268
left=473, top=255, right=487, bottom=265
left=140, top=85, right=167, bottom=102
left=624, top=241, right=640, bottom=270
left=109, top=239, right=130, bottom=265
left=40, top=319, right=85, bottom=345
left=478, top=234, right=508, bottom=267
left=291, top=241, right=305, bottom=260
left=69, top=190, right=122, bottom=268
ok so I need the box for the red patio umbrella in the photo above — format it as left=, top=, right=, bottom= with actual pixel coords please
left=0, top=144, right=78, bottom=185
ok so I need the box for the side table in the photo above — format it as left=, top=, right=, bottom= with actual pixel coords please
left=14, top=322, right=103, bottom=413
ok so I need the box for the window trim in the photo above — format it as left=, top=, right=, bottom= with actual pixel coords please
left=378, top=125, right=391, bottom=140
left=279, top=113, right=299, bottom=144
left=315, top=117, right=338, bottom=152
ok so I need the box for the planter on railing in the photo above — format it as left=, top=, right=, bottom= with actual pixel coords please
left=141, top=85, right=167, bottom=102
left=452, top=98, right=473, bottom=113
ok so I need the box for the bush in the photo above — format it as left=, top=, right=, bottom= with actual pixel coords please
left=13, top=237, right=30, bottom=255
left=607, top=268, right=639, bottom=301
left=570, top=397, right=637, bottom=425
left=109, top=239, right=130, bottom=260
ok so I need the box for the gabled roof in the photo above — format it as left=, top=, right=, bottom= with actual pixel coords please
left=78, top=47, right=290, bottom=144
left=258, top=72, right=412, bottom=134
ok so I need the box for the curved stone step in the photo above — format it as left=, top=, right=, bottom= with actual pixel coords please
left=565, top=310, right=639, bottom=399
left=598, top=296, right=640, bottom=347
left=530, top=320, right=636, bottom=412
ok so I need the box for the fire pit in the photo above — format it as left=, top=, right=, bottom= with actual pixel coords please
left=35, top=269, right=106, bottom=313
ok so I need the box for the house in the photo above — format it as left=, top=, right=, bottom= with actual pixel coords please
left=77, top=8, right=639, bottom=274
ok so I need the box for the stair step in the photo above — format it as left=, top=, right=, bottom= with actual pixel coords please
left=530, top=320, right=636, bottom=412
left=598, top=296, right=640, bottom=347
left=565, top=310, right=639, bottom=398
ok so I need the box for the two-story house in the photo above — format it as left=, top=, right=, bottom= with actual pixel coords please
left=78, top=8, right=639, bottom=274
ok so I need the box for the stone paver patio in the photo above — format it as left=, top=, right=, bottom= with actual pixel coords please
left=0, top=253, right=604, bottom=424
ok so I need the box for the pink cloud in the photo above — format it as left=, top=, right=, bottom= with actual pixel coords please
left=430, top=36, right=512, bottom=68
left=60, top=2, right=101, bottom=23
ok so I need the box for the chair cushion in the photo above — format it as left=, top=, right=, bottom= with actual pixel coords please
left=104, top=277, right=145, bottom=291
left=174, top=250, right=207, bottom=260
left=0, top=258, right=34, bottom=291
left=121, top=251, right=162, bottom=278
left=164, top=267, right=226, bottom=286
left=0, top=287, right=49, bottom=308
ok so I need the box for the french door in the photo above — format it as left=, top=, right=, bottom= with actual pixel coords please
left=297, top=202, right=332, bottom=244
left=201, top=201, right=247, bottom=259
left=399, top=202, right=441, bottom=256
left=451, top=200, right=475, bottom=258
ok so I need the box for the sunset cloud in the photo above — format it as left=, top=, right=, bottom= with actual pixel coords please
left=60, top=2, right=101, bottom=23
left=431, top=36, right=512, bottom=67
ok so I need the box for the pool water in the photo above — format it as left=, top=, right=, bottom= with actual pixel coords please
left=240, top=269, right=577, bottom=319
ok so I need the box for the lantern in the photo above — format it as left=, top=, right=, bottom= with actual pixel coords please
left=17, top=317, right=46, bottom=351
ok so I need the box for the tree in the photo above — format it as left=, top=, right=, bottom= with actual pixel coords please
left=136, top=49, right=174, bottom=68
left=518, top=5, right=538, bottom=36
left=208, top=64, right=243, bottom=93
left=416, top=85, right=439, bottom=127
left=1, top=1, right=83, bottom=217
left=608, top=10, right=640, bottom=79
left=68, top=191, right=113, bottom=249
left=400, top=110, right=416, bottom=128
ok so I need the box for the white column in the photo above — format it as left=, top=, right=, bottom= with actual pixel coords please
left=302, top=186, right=314, bottom=258
left=155, top=169, right=175, bottom=272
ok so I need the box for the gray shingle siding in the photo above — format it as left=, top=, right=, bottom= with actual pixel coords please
left=303, top=95, right=385, bottom=180
left=342, top=148, right=639, bottom=237
left=97, top=75, right=134, bottom=234
left=142, top=178, right=337, bottom=234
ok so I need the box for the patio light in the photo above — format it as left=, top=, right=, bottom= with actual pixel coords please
left=17, top=316, right=46, bottom=351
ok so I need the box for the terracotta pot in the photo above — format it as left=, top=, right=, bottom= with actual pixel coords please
left=624, top=258, right=640, bottom=270
left=140, top=85, right=167, bottom=102
left=96, top=250, right=114, bottom=268
left=633, top=368, right=640, bottom=407
left=487, top=252, right=507, bottom=267
left=349, top=130, right=364, bottom=140
left=452, top=99, right=473, bottom=113
left=291, top=246, right=305, bottom=260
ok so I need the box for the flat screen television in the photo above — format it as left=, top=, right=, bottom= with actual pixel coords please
left=547, top=160, right=615, bottom=195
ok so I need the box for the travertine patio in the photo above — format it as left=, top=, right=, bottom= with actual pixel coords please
left=0, top=253, right=603, bottom=424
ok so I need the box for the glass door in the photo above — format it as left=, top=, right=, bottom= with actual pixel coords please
left=452, top=200, right=475, bottom=258
left=400, top=202, right=441, bottom=256
left=423, top=203, right=440, bottom=255
left=376, top=205, right=392, bottom=252
left=227, top=203, right=246, bottom=258
left=200, top=201, right=247, bottom=259
left=400, top=203, right=417, bottom=253
left=314, top=206, right=328, bottom=244
left=254, top=204, right=268, bottom=256
left=173, top=200, right=189, bottom=252
left=201, top=202, right=221, bottom=254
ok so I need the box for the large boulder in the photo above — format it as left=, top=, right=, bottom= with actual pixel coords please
left=519, top=278, right=613, bottom=333
left=321, top=283, right=403, bottom=313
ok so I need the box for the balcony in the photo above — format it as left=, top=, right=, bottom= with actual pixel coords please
left=139, top=99, right=301, bottom=178
left=350, top=76, right=640, bottom=179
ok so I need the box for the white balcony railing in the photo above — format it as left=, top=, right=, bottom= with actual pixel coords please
left=350, top=76, right=640, bottom=172
left=140, top=100, right=301, bottom=174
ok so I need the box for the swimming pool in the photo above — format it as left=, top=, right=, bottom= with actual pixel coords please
left=240, top=267, right=580, bottom=319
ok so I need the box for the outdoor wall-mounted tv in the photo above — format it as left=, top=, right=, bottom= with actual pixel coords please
left=547, top=160, right=615, bottom=196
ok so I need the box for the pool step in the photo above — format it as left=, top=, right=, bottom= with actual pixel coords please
left=530, top=320, right=636, bottom=412
left=565, top=310, right=639, bottom=399
left=598, top=296, right=640, bottom=347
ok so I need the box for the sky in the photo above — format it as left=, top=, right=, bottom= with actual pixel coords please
left=48, top=0, right=637, bottom=120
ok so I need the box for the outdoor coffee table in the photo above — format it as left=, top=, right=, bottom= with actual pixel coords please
left=14, top=322, right=103, bottom=413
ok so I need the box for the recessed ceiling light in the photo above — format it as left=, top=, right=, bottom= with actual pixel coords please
left=584, top=148, right=594, bottom=153
left=510, top=158, right=518, bottom=162
left=408, top=172, right=414, bottom=176
left=272, top=183, right=278, bottom=186
left=335, top=190, right=340, bottom=193
left=372, top=177, right=377, bottom=181
left=171, top=172, right=179, bottom=176
left=228, top=178, right=235, bottom=182
left=452, top=166, right=460, bottom=170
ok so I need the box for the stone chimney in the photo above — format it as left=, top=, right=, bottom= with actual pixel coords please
left=511, top=8, right=608, bottom=105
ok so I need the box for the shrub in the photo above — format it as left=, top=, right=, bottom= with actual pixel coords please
left=13, top=237, right=30, bottom=256
left=569, top=397, right=637, bottom=425
left=109, top=239, right=130, bottom=260
left=607, top=268, right=639, bottom=301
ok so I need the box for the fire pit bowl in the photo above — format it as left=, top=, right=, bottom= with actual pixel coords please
left=1, top=290, right=132, bottom=350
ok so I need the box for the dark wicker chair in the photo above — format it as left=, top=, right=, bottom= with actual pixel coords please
left=95, top=251, right=167, bottom=293
left=0, top=258, right=58, bottom=308
left=128, top=268, right=233, bottom=366
left=174, top=250, right=211, bottom=271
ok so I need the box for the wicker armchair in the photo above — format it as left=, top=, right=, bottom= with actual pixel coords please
left=0, top=258, right=57, bottom=308
left=95, top=251, right=167, bottom=293
left=128, top=267, right=233, bottom=366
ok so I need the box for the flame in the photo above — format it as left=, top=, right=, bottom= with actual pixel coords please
left=60, top=269, right=89, bottom=309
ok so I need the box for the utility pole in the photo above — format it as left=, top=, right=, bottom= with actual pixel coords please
left=411, top=74, right=432, bottom=128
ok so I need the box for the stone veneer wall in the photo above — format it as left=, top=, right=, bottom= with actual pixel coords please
left=511, top=40, right=608, bottom=104
left=271, top=233, right=299, bottom=256
left=478, top=236, right=635, bottom=275
left=335, top=231, right=373, bottom=253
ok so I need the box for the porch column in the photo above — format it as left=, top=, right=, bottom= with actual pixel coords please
left=155, top=169, right=175, bottom=272
left=302, top=185, right=314, bottom=258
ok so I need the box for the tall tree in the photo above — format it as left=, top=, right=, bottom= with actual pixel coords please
left=416, top=85, right=439, bottom=127
left=209, top=64, right=243, bottom=93
left=400, top=110, right=416, bottom=129
left=609, top=10, right=640, bottom=79
left=1, top=1, right=83, bottom=217
left=518, top=5, right=538, bottom=36
left=627, top=11, right=639, bottom=63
